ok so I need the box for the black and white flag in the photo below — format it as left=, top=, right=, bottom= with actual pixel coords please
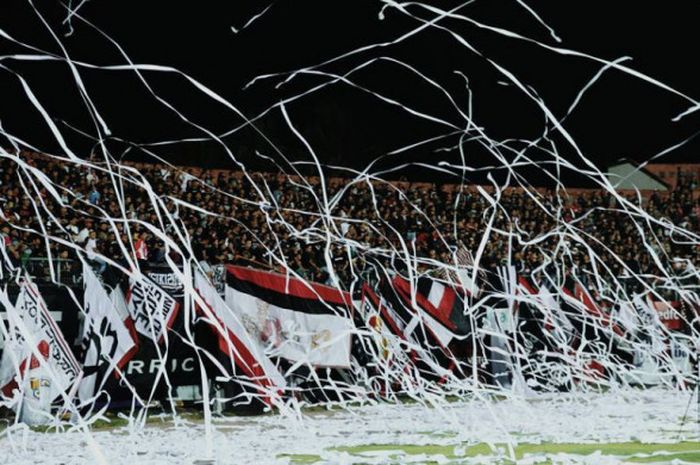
left=126, top=274, right=180, bottom=344
left=78, top=266, right=138, bottom=403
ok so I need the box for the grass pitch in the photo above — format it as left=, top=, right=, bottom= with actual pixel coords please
left=281, top=441, right=700, bottom=464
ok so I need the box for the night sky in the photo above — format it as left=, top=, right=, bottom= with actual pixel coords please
left=1, top=1, right=698, bottom=184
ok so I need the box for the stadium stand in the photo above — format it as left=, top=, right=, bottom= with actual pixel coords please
left=0, top=151, right=698, bottom=297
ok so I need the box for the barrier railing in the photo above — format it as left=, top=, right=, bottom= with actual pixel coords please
left=3, top=257, right=82, bottom=286
left=3, top=259, right=228, bottom=294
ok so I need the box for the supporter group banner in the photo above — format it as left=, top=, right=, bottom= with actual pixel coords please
left=0, top=277, right=81, bottom=402
left=648, top=297, right=683, bottom=331
left=2, top=261, right=698, bottom=416
left=225, top=265, right=354, bottom=368
left=145, top=263, right=185, bottom=297
left=127, top=275, right=180, bottom=344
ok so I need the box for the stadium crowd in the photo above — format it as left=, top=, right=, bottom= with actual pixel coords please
left=0, top=153, right=698, bottom=296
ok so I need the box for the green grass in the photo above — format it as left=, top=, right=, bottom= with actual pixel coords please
left=280, top=441, right=700, bottom=464
left=10, top=409, right=205, bottom=433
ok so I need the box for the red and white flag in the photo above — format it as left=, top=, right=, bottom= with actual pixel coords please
left=392, top=275, right=473, bottom=347
left=225, top=266, right=354, bottom=369
left=134, top=238, right=148, bottom=260
left=518, top=276, right=575, bottom=345
left=0, top=276, right=81, bottom=406
left=195, top=270, right=286, bottom=405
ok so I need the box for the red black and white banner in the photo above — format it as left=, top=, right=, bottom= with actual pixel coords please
left=517, top=276, right=576, bottom=346
left=224, top=265, right=354, bottom=369
left=126, top=274, right=180, bottom=344
left=392, top=275, right=472, bottom=346
left=561, top=278, right=623, bottom=336
left=375, top=277, right=466, bottom=378
left=195, top=270, right=286, bottom=404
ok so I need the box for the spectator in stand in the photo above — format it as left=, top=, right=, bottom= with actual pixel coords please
left=86, top=230, right=107, bottom=274
left=74, top=220, right=91, bottom=245
left=88, top=186, right=101, bottom=206
left=0, top=152, right=697, bottom=297
left=134, top=232, right=149, bottom=261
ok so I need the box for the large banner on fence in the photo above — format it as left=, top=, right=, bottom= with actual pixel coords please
left=225, top=266, right=354, bottom=368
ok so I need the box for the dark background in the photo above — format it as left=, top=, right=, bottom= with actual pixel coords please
left=1, top=1, right=698, bottom=184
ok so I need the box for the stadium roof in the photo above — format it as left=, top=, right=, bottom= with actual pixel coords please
left=607, top=159, right=671, bottom=191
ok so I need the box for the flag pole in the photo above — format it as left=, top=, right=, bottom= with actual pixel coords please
left=59, top=369, right=84, bottom=421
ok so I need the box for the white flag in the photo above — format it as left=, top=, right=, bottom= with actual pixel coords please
left=538, top=284, right=576, bottom=345
left=78, top=266, right=138, bottom=403
left=0, top=277, right=81, bottom=405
